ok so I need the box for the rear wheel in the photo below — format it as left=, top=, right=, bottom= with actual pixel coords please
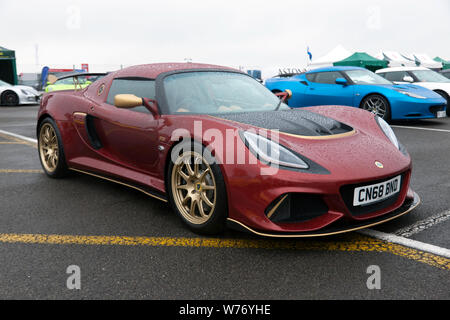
left=361, top=94, right=391, bottom=121
left=1, top=91, right=19, bottom=106
left=167, top=141, right=228, bottom=235
left=38, top=118, right=69, bottom=178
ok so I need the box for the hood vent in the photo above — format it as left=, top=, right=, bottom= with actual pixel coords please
left=215, top=109, right=353, bottom=137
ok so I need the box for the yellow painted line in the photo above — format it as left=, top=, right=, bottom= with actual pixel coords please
left=0, top=169, right=43, bottom=173
left=0, top=232, right=448, bottom=270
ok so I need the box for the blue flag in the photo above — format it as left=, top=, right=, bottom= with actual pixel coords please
left=307, top=47, right=312, bottom=61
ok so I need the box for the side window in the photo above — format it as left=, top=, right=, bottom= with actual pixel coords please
left=106, top=78, right=156, bottom=113
left=305, top=73, right=316, bottom=82
left=384, top=71, right=408, bottom=82
left=313, top=71, right=342, bottom=84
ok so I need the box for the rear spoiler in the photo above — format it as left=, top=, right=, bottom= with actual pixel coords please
left=48, top=72, right=107, bottom=91
left=54, top=72, right=107, bottom=81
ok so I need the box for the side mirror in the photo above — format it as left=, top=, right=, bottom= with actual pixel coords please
left=274, top=89, right=293, bottom=101
left=114, top=94, right=160, bottom=118
left=114, top=94, right=143, bottom=108
left=403, top=76, right=414, bottom=83
left=335, top=78, right=348, bottom=85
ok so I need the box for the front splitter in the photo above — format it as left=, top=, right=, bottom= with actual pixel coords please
left=227, top=192, right=420, bottom=238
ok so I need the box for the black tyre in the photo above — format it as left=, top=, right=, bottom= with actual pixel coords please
left=167, top=141, right=228, bottom=235
left=361, top=94, right=391, bottom=121
left=37, top=118, right=69, bottom=178
left=1, top=91, right=19, bottom=106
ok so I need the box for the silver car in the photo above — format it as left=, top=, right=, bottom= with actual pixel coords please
left=0, top=79, right=41, bottom=106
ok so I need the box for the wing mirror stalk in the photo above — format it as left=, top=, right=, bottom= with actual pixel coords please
left=143, top=98, right=160, bottom=118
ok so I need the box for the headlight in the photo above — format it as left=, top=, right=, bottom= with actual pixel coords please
left=376, top=116, right=399, bottom=149
left=241, top=131, right=309, bottom=169
left=395, top=90, right=426, bottom=99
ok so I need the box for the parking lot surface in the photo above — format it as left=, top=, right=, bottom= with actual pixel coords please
left=0, top=105, right=449, bottom=299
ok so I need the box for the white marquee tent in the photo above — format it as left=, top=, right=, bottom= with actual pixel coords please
left=413, top=53, right=442, bottom=69
left=377, top=51, right=417, bottom=67
left=307, top=45, right=351, bottom=70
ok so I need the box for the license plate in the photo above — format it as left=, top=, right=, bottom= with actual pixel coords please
left=437, top=110, right=446, bottom=118
left=353, top=175, right=401, bottom=206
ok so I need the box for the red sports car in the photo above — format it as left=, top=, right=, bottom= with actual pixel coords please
left=37, top=63, right=420, bottom=237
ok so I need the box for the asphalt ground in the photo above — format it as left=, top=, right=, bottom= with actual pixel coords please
left=0, top=104, right=449, bottom=299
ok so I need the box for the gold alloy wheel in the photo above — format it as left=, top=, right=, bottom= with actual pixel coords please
left=39, top=123, right=59, bottom=173
left=171, top=151, right=216, bottom=225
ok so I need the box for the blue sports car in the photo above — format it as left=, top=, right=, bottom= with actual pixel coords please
left=265, top=66, right=447, bottom=120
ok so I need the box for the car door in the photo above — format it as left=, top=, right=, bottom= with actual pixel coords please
left=302, top=71, right=355, bottom=106
left=89, top=78, right=161, bottom=174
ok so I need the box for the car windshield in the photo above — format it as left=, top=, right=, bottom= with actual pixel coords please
left=163, top=71, right=289, bottom=114
left=410, top=70, right=450, bottom=83
left=0, top=80, right=12, bottom=87
left=344, top=69, right=393, bottom=85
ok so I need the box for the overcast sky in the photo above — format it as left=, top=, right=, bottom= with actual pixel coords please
left=1, top=0, right=449, bottom=76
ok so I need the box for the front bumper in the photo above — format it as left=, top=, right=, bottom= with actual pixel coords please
left=228, top=191, right=419, bottom=237
left=224, top=150, right=413, bottom=235
left=19, top=93, right=41, bottom=105
left=391, top=97, right=447, bottom=119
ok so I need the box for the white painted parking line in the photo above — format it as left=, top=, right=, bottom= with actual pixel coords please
left=0, top=123, right=37, bottom=128
left=359, top=229, right=450, bottom=258
left=394, top=209, right=450, bottom=237
left=391, top=125, right=450, bottom=133
left=0, top=129, right=37, bottom=144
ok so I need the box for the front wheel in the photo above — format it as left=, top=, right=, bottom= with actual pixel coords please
left=360, top=94, right=391, bottom=121
left=38, top=118, right=69, bottom=178
left=167, top=141, right=228, bottom=235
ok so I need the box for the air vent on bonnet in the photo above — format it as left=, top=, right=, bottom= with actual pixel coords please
left=215, top=109, right=353, bottom=137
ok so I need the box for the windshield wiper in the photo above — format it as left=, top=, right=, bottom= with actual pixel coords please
left=274, top=98, right=284, bottom=111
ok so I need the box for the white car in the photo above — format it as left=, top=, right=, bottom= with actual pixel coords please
left=0, top=79, right=41, bottom=106
left=376, top=67, right=450, bottom=116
